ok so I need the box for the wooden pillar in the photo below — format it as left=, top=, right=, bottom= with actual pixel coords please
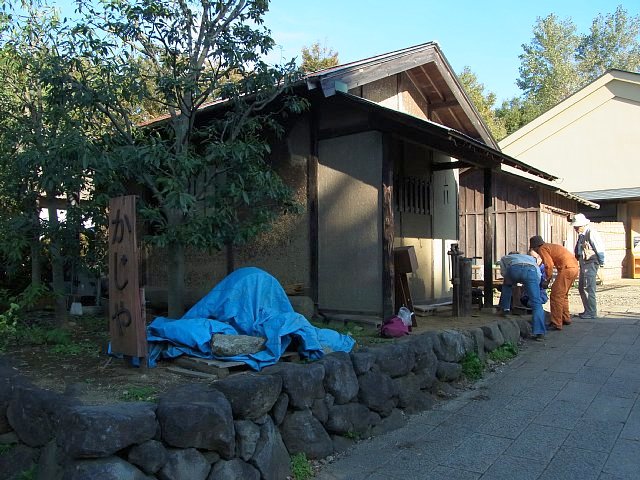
left=382, top=133, right=395, bottom=319
left=309, top=107, right=319, bottom=305
left=483, top=168, right=494, bottom=308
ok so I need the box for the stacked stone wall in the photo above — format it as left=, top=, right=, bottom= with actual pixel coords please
left=0, top=318, right=531, bottom=480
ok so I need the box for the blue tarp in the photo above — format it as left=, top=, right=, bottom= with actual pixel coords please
left=146, top=267, right=355, bottom=370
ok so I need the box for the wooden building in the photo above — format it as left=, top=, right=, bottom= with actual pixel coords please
left=145, top=43, right=560, bottom=318
left=499, top=70, right=640, bottom=279
left=459, top=169, right=599, bottom=280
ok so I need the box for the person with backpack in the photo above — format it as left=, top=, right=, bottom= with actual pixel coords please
left=571, top=214, right=605, bottom=319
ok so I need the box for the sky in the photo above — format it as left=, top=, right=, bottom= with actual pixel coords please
left=49, top=1, right=640, bottom=104
left=263, top=0, right=640, bottom=104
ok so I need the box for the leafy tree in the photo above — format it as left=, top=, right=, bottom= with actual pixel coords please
left=458, top=66, right=507, bottom=140
left=69, top=0, right=306, bottom=318
left=577, top=5, right=640, bottom=82
left=301, top=41, right=339, bottom=73
left=0, top=4, right=101, bottom=322
left=499, top=6, right=640, bottom=135
left=517, top=14, right=580, bottom=118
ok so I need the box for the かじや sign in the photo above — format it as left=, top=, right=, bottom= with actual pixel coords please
left=108, top=196, right=147, bottom=359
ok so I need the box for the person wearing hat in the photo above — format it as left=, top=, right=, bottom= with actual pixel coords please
left=572, top=213, right=605, bottom=319
left=529, top=235, right=579, bottom=330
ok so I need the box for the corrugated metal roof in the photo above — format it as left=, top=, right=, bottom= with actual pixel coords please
left=573, top=187, right=640, bottom=201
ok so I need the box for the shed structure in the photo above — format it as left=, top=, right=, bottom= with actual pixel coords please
left=145, top=42, right=561, bottom=319
left=499, top=69, right=640, bottom=279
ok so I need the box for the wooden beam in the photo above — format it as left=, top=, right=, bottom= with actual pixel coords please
left=483, top=168, right=494, bottom=308
left=429, top=99, right=459, bottom=110
left=431, top=161, right=472, bottom=171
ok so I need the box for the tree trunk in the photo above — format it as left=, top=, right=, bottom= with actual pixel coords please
left=167, top=240, right=185, bottom=319
left=47, top=206, right=67, bottom=325
left=30, top=210, right=41, bottom=287
left=30, top=240, right=41, bottom=288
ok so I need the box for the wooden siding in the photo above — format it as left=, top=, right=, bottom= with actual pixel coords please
left=459, top=170, right=579, bottom=270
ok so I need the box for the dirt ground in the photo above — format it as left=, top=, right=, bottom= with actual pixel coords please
left=3, top=279, right=639, bottom=405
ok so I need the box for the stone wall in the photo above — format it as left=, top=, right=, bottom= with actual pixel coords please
left=0, top=318, right=531, bottom=480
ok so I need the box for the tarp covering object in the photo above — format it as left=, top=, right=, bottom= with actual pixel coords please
left=146, top=267, right=355, bottom=370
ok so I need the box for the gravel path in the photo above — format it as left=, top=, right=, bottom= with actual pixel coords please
left=567, top=278, right=640, bottom=315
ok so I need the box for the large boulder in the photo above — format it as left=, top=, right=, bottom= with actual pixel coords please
left=392, top=373, right=435, bottom=412
left=435, top=330, right=469, bottom=363
left=208, top=459, right=260, bottom=480
left=63, top=457, right=151, bottom=480
left=373, top=343, right=416, bottom=378
left=270, top=393, right=289, bottom=426
left=260, top=362, right=325, bottom=410
left=436, top=361, right=462, bottom=381
left=350, top=351, right=376, bottom=375
left=57, top=403, right=158, bottom=458
left=464, top=328, right=486, bottom=362
left=128, top=440, right=169, bottom=475
left=411, top=335, right=438, bottom=389
left=324, top=402, right=380, bottom=436
left=279, top=408, right=333, bottom=459
left=316, top=352, right=359, bottom=404
left=214, top=373, right=282, bottom=420
left=158, top=448, right=210, bottom=480
left=358, top=371, right=397, bottom=416
left=249, top=416, right=291, bottom=480
left=498, top=319, right=521, bottom=345
left=234, top=420, right=260, bottom=461
left=156, top=384, right=235, bottom=458
left=481, top=322, right=505, bottom=351
left=7, top=384, right=78, bottom=447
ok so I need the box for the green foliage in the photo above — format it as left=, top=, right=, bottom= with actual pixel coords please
left=0, top=3, right=108, bottom=318
left=577, top=6, right=640, bottom=82
left=0, top=284, right=49, bottom=351
left=458, top=67, right=507, bottom=140
left=301, top=41, right=339, bottom=73
left=0, top=442, right=15, bottom=455
left=120, top=385, right=157, bottom=402
left=17, top=465, right=36, bottom=480
left=498, top=6, right=640, bottom=134
left=343, top=430, right=360, bottom=440
left=460, top=352, right=484, bottom=380
left=13, top=326, right=71, bottom=346
left=488, top=342, right=518, bottom=362
left=65, top=0, right=308, bottom=317
left=290, top=452, right=314, bottom=480
left=49, top=340, right=97, bottom=357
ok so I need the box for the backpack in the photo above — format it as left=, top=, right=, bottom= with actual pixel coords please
left=380, top=316, right=410, bottom=338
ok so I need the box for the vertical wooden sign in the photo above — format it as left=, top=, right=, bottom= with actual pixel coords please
left=108, top=196, right=147, bottom=360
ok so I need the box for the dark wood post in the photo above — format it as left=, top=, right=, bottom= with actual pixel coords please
left=309, top=107, right=319, bottom=307
left=483, top=168, right=494, bottom=308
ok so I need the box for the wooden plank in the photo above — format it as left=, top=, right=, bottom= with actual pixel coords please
left=108, top=195, right=147, bottom=359
left=167, top=366, right=219, bottom=380
left=172, top=357, right=232, bottom=378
